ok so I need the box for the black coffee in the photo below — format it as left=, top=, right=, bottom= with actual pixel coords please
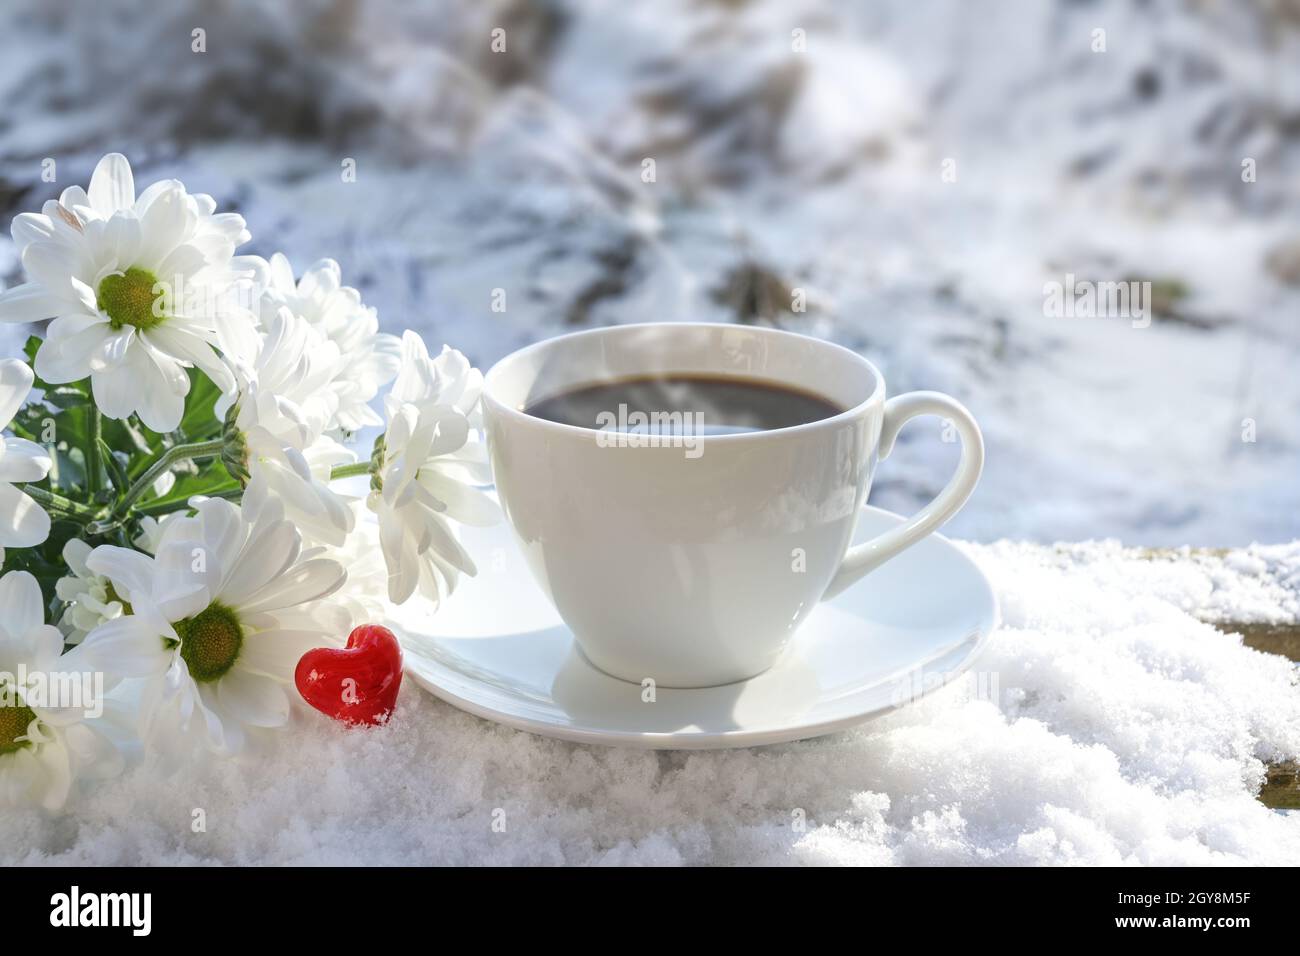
left=525, top=374, right=843, bottom=436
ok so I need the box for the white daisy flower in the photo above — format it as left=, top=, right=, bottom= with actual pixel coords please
left=257, top=254, right=400, bottom=435
left=0, top=359, right=52, bottom=564
left=0, top=153, right=253, bottom=432
left=0, top=570, right=122, bottom=811
left=55, top=539, right=127, bottom=645
left=71, top=496, right=348, bottom=761
left=219, top=307, right=356, bottom=547
left=369, top=332, right=497, bottom=605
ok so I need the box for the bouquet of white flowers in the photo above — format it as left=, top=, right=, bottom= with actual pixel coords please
left=0, top=154, right=496, bottom=808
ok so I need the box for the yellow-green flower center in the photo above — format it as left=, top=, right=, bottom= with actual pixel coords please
left=0, top=700, right=36, bottom=755
left=97, top=267, right=167, bottom=331
left=174, top=603, right=244, bottom=683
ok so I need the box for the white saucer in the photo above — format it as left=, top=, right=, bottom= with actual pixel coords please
left=392, top=506, right=999, bottom=749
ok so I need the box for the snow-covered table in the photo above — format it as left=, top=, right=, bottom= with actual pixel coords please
left=5, top=540, right=1298, bottom=866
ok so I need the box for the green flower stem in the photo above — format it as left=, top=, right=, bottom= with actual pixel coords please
left=114, top=438, right=227, bottom=517
left=22, top=486, right=100, bottom=522
left=329, top=461, right=373, bottom=481
left=85, top=408, right=103, bottom=499
left=134, top=483, right=241, bottom=517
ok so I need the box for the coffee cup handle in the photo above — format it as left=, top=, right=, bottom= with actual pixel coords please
left=822, top=391, right=983, bottom=600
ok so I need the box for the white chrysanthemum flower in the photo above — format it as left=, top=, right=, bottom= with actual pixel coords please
left=386, top=329, right=487, bottom=428
left=257, top=254, right=400, bottom=435
left=320, top=501, right=390, bottom=624
left=219, top=307, right=356, bottom=547
left=0, top=359, right=52, bottom=565
left=0, top=153, right=253, bottom=432
left=369, top=332, right=497, bottom=605
left=132, top=510, right=181, bottom=555
left=72, top=496, right=348, bottom=761
left=0, top=570, right=122, bottom=811
left=55, top=539, right=127, bottom=645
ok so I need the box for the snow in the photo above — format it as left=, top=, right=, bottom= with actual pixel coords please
left=2, top=540, right=1296, bottom=866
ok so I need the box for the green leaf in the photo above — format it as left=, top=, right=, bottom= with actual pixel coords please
left=1, top=516, right=84, bottom=622
left=177, top=367, right=225, bottom=442
left=108, top=416, right=162, bottom=476
left=98, top=437, right=130, bottom=497
left=52, top=445, right=87, bottom=491
left=136, top=467, right=240, bottom=515
left=12, top=401, right=91, bottom=496
left=43, top=386, right=93, bottom=409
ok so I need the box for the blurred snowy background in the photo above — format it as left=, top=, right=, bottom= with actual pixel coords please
left=1, top=0, right=1297, bottom=546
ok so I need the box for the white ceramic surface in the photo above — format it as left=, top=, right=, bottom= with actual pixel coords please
left=394, top=507, right=998, bottom=750
left=482, top=322, right=984, bottom=687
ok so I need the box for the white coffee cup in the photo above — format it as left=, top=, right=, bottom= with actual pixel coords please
left=482, top=322, right=983, bottom=688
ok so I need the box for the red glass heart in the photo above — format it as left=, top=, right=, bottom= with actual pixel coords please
left=295, top=624, right=404, bottom=726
